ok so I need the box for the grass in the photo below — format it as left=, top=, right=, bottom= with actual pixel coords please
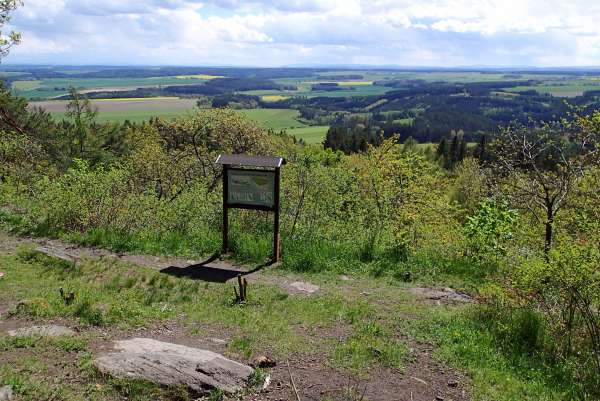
left=0, top=224, right=592, bottom=399
left=1, top=245, right=398, bottom=366
left=287, top=125, right=329, bottom=144
left=236, top=108, right=306, bottom=130
left=403, top=306, right=590, bottom=401
left=11, top=80, right=42, bottom=91
left=33, top=98, right=199, bottom=123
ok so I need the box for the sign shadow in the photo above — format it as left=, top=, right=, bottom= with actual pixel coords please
left=159, top=253, right=274, bottom=283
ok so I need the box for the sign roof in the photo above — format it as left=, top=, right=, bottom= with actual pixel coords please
left=215, top=154, right=286, bottom=168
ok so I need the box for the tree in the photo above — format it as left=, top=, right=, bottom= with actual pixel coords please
left=488, top=112, right=600, bottom=257
left=65, top=87, right=98, bottom=157
left=0, top=0, right=21, bottom=60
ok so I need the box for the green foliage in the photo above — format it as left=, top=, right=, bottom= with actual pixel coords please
left=407, top=306, right=589, bottom=401
left=464, top=199, right=517, bottom=261
left=509, top=245, right=600, bottom=386
left=0, top=1, right=21, bottom=59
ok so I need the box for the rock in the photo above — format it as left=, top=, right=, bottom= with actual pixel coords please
left=407, top=287, right=473, bottom=304
left=0, top=386, right=12, bottom=401
left=94, top=338, right=255, bottom=394
left=339, top=275, right=351, bottom=281
left=35, top=246, right=78, bottom=264
left=447, top=380, right=459, bottom=388
left=289, top=281, right=319, bottom=294
left=435, top=396, right=445, bottom=401
left=252, top=355, right=276, bottom=368
left=8, top=325, right=75, bottom=338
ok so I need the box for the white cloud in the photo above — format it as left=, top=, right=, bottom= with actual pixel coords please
left=4, top=0, right=600, bottom=66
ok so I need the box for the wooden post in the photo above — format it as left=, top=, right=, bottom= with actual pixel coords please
left=273, top=166, right=281, bottom=262
left=222, top=164, right=229, bottom=254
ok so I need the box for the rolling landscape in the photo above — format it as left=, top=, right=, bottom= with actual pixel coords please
left=1, top=2, right=600, bottom=401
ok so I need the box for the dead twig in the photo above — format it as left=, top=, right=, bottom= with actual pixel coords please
left=287, top=359, right=301, bottom=401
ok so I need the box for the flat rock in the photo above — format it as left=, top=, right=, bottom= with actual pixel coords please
left=8, top=325, right=75, bottom=337
left=94, top=338, right=255, bottom=394
left=0, top=385, right=13, bottom=401
left=407, top=287, right=473, bottom=304
left=35, top=246, right=79, bottom=264
left=288, top=281, right=320, bottom=294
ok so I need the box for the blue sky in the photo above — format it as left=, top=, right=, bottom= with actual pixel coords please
left=5, top=0, right=600, bottom=67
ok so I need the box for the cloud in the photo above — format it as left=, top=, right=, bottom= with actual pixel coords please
left=4, top=0, right=600, bottom=66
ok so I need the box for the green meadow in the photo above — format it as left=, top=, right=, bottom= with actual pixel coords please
left=36, top=99, right=329, bottom=144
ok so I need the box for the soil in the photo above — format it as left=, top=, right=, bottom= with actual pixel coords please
left=0, top=233, right=472, bottom=401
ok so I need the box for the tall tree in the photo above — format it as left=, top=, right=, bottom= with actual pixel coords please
left=488, top=112, right=600, bottom=257
left=65, top=87, right=98, bottom=157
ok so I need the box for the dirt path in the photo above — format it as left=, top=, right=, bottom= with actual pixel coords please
left=0, top=232, right=472, bottom=401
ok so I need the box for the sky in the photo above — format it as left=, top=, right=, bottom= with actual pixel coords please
left=4, top=0, right=600, bottom=67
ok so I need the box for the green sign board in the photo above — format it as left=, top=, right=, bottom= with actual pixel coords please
left=227, top=169, right=276, bottom=208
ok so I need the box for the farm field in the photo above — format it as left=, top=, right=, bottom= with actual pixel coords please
left=506, top=80, right=600, bottom=97
left=238, top=109, right=329, bottom=143
left=12, top=76, right=210, bottom=99
left=32, top=99, right=329, bottom=143
left=31, top=98, right=199, bottom=123
left=287, top=125, right=329, bottom=144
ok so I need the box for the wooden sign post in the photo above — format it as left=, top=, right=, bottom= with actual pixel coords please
left=216, top=154, right=286, bottom=263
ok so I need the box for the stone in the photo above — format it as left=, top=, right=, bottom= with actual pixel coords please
left=407, top=287, right=473, bottom=304
left=94, top=338, right=255, bottom=394
left=447, top=380, right=459, bottom=388
left=35, top=246, right=78, bottom=264
left=289, top=281, right=320, bottom=294
left=0, top=385, right=13, bottom=401
left=8, top=325, right=75, bottom=338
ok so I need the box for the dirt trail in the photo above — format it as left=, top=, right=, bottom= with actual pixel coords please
left=0, top=233, right=472, bottom=401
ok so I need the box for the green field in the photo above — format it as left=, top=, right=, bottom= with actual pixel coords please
left=287, top=125, right=329, bottom=144
left=33, top=99, right=329, bottom=144
left=237, top=108, right=305, bottom=130
left=32, top=98, right=199, bottom=123
left=501, top=77, right=600, bottom=97
left=12, top=76, right=210, bottom=99
left=237, top=108, right=328, bottom=143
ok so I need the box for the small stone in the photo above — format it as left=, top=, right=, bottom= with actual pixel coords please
left=435, top=396, right=445, bottom=401
left=0, top=385, right=13, bottom=401
left=339, top=275, right=351, bottom=281
left=8, top=325, right=75, bottom=338
left=447, top=380, right=459, bottom=388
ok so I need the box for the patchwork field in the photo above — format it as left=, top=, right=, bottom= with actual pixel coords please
left=12, top=76, right=210, bottom=99
left=31, top=99, right=329, bottom=144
